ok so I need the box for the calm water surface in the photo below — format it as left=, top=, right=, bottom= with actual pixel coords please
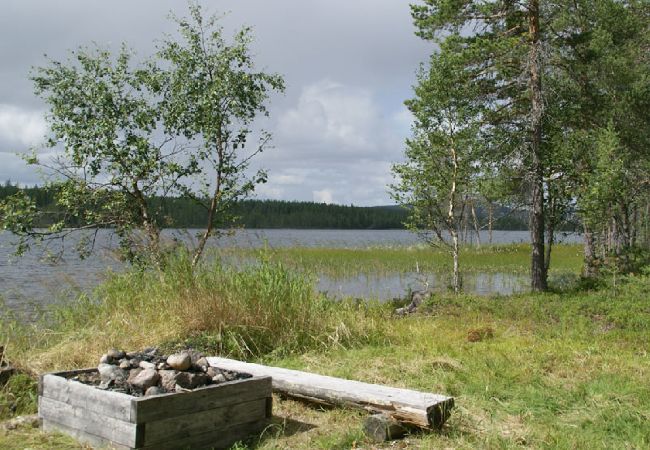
left=1, top=229, right=581, bottom=316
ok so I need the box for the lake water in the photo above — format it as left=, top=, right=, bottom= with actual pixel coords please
left=1, top=229, right=581, bottom=317
left=319, top=271, right=529, bottom=300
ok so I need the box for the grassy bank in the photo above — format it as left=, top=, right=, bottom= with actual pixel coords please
left=1, top=252, right=386, bottom=375
left=2, top=246, right=649, bottom=448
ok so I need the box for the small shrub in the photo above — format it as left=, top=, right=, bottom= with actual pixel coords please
left=0, top=373, right=38, bottom=420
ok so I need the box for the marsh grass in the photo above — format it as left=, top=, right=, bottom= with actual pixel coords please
left=225, top=244, right=584, bottom=279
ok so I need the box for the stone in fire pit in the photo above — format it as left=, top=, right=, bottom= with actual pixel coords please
left=80, top=347, right=247, bottom=396
left=38, top=349, right=272, bottom=450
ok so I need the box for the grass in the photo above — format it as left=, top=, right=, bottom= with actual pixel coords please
left=1, top=244, right=649, bottom=448
left=246, top=278, right=650, bottom=449
left=1, top=250, right=385, bottom=374
left=223, top=243, right=584, bottom=279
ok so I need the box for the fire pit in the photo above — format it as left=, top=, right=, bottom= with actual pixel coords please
left=38, top=349, right=272, bottom=450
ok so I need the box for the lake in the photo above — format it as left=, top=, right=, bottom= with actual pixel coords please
left=1, top=229, right=581, bottom=317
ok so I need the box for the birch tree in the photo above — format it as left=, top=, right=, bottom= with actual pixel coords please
left=0, top=3, right=284, bottom=267
left=391, top=42, right=481, bottom=293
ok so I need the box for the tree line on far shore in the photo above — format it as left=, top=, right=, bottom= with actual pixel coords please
left=0, top=182, right=537, bottom=231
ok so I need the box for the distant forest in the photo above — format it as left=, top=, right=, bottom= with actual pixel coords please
left=0, top=182, right=531, bottom=230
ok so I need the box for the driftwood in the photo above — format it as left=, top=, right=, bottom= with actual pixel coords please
left=394, top=289, right=431, bottom=316
left=206, top=357, right=453, bottom=430
left=363, top=414, right=409, bottom=441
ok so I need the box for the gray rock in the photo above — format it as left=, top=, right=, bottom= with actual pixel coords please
left=195, top=357, right=209, bottom=371
left=175, top=371, right=211, bottom=389
left=206, top=367, right=221, bottom=378
left=107, top=348, right=126, bottom=360
left=188, top=351, right=205, bottom=365
left=99, top=354, right=111, bottom=365
left=2, top=414, right=40, bottom=430
left=145, top=386, right=164, bottom=397
left=129, top=369, right=160, bottom=391
left=158, top=370, right=179, bottom=392
left=127, top=368, right=143, bottom=384
left=139, top=361, right=156, bottom=370
left=211, top=373, right=227, bottom=383
left=223, top=371, right=237, bottom=381
left=98, top=363, right=127, bottom=384
left=130, top=359, right=142, bottom=368
left=119, top=360, right=131, bottom=370
left=167, top=353, right=191, bottom=371
left=157, top=362, right=168, bottom=370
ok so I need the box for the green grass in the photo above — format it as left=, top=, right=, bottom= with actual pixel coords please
left=253, top=280, right=650, bottom=449
left=2, top=245, right=649, bottom=449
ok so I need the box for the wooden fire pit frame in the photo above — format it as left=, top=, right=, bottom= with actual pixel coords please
left=38, top=368, right=272, bottom=450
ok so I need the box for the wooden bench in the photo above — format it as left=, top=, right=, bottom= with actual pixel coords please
left=207, top=357, right=454, bottom=441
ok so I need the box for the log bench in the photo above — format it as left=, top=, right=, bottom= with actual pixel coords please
left=206, top=357, right=454, bottom=441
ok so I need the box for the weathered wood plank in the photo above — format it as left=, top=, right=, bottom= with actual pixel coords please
left=42, top=419, right=131, bottom=450
left=143, top=397, right=268, bottom=445
left=50, top=367, right=97, bottom=377
left=39, top=367, right=96, bottom=395
left=39, top=396, right=139, bottom=447
left=132, top=376, right=272, bottom=424
left=40, top=373, right=133, bottom=422
left=206, top=357, right=454, bottom=428
left=141, top=419, right=269, bottom=450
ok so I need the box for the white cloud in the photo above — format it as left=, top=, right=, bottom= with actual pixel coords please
left=277, top=80, right=384, bottom=155
left=0, top=104, right=47, bottom=148
left=247, top=79, right=415, bottom=205
left=273, top=172, right=306, bottom=185
left=313, top=189, right=334, bottom=204
left=392, top=106, right=414, bottom=136
left=254, top=184, right=285, bottom=200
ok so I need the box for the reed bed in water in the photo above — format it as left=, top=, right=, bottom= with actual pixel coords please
left=220, top=243, right=584, bottom=278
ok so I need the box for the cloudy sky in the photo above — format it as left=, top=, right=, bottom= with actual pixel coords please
left=0, top=1, right=432, bottom=206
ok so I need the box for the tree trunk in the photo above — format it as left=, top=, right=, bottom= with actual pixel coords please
left=132, top=181, right=161, bottom=267
left=448, top=144, right=461, bottom=294
left=583, top=224, right=598, bottom=278
left=544, top=210, right=554, bottom=275
left=451, top=229, right=460, bottom=294
left=488, top=202, right=494, bottom=244
left=470, top=200, right=481, bottom=248
left=193, top=138, right=224, bottom=268
left=630, top=204, right=637, bottom=247
left=527, top=0, right=547, bottom=291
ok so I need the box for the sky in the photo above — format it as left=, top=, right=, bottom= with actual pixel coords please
left=0, top=1, right=432, bottom=206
